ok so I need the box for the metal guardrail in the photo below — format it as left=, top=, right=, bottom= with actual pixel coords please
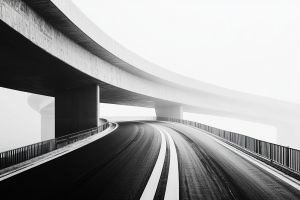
left=0, top=120, right=109, bottom=170
left=157, top=117, right=300, bottom=173
left=104, top=116, right=156, bottom=121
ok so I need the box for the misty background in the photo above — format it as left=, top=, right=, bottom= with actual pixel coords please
left=1, top=0, right=299, bottom=152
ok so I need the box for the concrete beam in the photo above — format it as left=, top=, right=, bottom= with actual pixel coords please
left=1, top=0, right=299, bottom=128
left=2, top=0, right=300, bottom=149
left=155, top=106, right=183, bottom=119
left=55, top=85, right=99, bottom=137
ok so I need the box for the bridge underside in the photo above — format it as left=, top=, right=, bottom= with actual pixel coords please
left=0, top=18, right=177, bottom=104
left=0, top=18, right=181, bottom=137
left=1, top=22, right=298, bottom=145
left=1, top=0, right=300, bottom=149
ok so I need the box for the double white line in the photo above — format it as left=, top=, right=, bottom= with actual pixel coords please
left=140, top=124, right=179, bottom=200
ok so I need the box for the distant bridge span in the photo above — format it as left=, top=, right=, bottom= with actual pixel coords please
left=0, top=0, right=299, bottom=148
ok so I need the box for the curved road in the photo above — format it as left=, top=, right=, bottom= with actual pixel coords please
left=1, top=121, right=300, bottom=199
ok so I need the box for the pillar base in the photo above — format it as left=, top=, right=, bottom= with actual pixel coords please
left=155, top=105, right=183, bottom=119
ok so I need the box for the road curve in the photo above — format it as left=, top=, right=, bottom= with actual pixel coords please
left=0, top=122, right=161, bottom=199
left=156, top=122, right=300, bottom=200
left=1, top=121, right=300, bottom=200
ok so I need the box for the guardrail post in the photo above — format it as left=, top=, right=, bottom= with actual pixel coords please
left=286, top=146, right=290, bottom=168
left=270, top=143, right=272, bottom=161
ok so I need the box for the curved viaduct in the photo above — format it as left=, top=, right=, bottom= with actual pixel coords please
left=1, top=0, right=300, bottom=148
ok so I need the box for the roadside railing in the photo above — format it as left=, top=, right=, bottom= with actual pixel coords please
left=103, top=116, right=156, bottom=122
left=0, top=120, right=109, bottom=170
left=157, top=117, right=300, bottom=173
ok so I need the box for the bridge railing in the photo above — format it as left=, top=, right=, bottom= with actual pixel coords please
left=103, top=116, right=156, bottom=122
left=0, top=120, right=109, bottom=170
left=157, top=117, right=300, bottom=173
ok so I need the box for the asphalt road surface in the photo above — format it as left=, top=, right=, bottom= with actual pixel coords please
left=1, top=121, right=300, bottom=200
left=156, top=122, right=300, bottom=200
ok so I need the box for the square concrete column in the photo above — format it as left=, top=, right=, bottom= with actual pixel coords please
left=55, top=85, right=99, bottom=138
left=155, top=105, right=183, bottom=119
left=41, top=107, right=55, bottom=141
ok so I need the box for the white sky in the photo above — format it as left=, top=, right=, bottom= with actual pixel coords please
left=0, top=87, right=40, bottom=152
left=72, top=0, right=300, bottom=104
left=2, top=0, right=299, bottom=151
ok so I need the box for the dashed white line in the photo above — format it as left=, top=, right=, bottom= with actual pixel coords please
left=140, top=125, right=166, bottom=200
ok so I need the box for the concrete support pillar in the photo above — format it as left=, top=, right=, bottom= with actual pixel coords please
left=276, top=122, right=300, bottom=150
left=155, top=105, right=183, bottom=119
left=55, top=84, right=99, bottom=138
left=40, top=103, right=54, bottom=141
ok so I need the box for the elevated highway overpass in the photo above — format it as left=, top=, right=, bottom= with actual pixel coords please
left=0, top=0, right=300, bottom=148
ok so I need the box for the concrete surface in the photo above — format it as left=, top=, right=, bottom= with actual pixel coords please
left=155, top=106, right=183, bottom=119
left=55, top=85, right=99, bottom=137
left=0, top=0, right=299, bottom=148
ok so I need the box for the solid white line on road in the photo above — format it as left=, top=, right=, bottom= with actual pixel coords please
left=166, top=122, right=300, bottom=191
left=159, top=126, right=180, bottom=200
left=140, top=125, right=167, bottom=200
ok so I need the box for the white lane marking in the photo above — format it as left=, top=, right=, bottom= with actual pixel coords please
left=0, top=123, right=118, bottom=181
left=158, top=126, right=180, bottom=200
left=140, top=125, right=166, bottom=200
left=164, top=122, right=300, bottom=191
